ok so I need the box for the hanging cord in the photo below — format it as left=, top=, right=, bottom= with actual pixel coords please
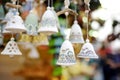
left=51, top=0, right=53, bottom=7
left=16, top=0, right=19, bottom=13
left=74, top=1, right=77, bottom=20
left=39, top=0, right=43, bottom=21
left=48, top=0, right=50, bottom=7
left=85, top=4, right=90, bottom=40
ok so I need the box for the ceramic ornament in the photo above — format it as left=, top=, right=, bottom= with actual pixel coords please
left=38, top=7, right=58, bottom=35
left=25, top=11, right=39, bottom=35
left=57, top=40, right=76, bottom=66
left=69, top=20, right=84, bottom=43
left=1, top=37, right=22, bottom=56
left=5, top=12, right=27, bottom=33
left=77, top=39, right=98, bottom=59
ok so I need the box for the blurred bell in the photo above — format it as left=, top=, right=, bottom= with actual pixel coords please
left=25, top=11, right=39, bottom=35
left=1, top=37, right=22, bottom=56
left=77, top=39, right=98, bottom=59
left=18, top=34, right=31, bottom=43
left=5, top=12, right=27, bottom=33
left=69, top=20, right=84, bottom=43
left=56, top=40, right=76, bottom=66
left=38, top=7, right=58, bottom=35
left=32, top=33, right=49, bottom=45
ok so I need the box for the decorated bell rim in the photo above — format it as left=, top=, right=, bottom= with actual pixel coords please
left=56, top=62, right=76, bottom=66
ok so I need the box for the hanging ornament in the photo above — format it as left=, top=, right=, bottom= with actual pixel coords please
left=5, top=12, right=27, bottom=33
left=69, top=20, right=84, bottom=43
left=77, top=1, right=98, bottom=59
left=56, top=40, right=76, bottom=66
left=77, top=39, right=98, bottom=58
left=38, top=0, right=58, bottom=35
left=1, top=37, right=22, bottom=57
left=5, top=0, right=27, bottom=33
left=69, top=2, right=84, bottom=43
left=25, top=11, right=39, bottom=35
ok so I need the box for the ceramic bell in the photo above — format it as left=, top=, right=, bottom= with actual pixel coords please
left=32, top=33, right=49, bottom=45
left=69, top=20, right=84, bottom=43
left=77, top=39, right=98, bottom=59
left=5, top=12, right=27, bottom=33
left=56, top=40, right=76, bottom=66
left=1, top=37, right=22, bottom=56
left=25, top=11, right=39, bottom=35
left=38, top=7, right=58, bottom=35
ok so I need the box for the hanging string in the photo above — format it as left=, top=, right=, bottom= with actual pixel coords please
left=85, top=4, right=90, bottom=40
left=84, top=0, right=90, bottom=40
left=51, top=0, right=53, bottom=7
left=39, top=0, right=43, bottom=21
left=16, top=0, right=19, bottom=13
left=65, top=12, right=69, bottom=29
left=74, top=1, right=77, bottom=20
left=48, top=0, right=50, bottom=7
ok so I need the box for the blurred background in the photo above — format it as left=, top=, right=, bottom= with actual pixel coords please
left=0, top=0, right=120, bottom=80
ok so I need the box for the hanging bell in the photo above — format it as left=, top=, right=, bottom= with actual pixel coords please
left=69, top=20, right=84, bottom=43
left=32, top=33, right=49, bottom=45
left=1, top=37, right=22, bottom=56
left=25, top=11, right=39, bottom=35
left=56, top=40, right=76, bottom=66
left=38, top=7, right=58, bottom=35
left=77, top=39, right=98, bottom=59
left=5, top=12, right=27, bottom=33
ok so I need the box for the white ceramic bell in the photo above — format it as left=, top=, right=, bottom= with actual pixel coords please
left=5, top=12, right=27, bottom=33
left=38, top=7, right=58, bottom=35
left=1, top=37, right=22, bottom=56
left=77, top=39, right=98, bottom=59
left=56, top=40, right=76, bottom=66
left=25, top=11, right=39, bottom=35
left=69, top=20, right=84, bottom=43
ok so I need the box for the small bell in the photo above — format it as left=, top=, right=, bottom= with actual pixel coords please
left=56, top=40, right=76, bottom=66
left=69, top=20, right=84, bottom=43
left=38, top=7, right=58, bottom=35
left=77, top=39, right=98, bottom=59
left=1, top=37, right=22, bottom=56
left=25, top=11, right=39, bottom=35
left=5, top=12, right=27, bottom=33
